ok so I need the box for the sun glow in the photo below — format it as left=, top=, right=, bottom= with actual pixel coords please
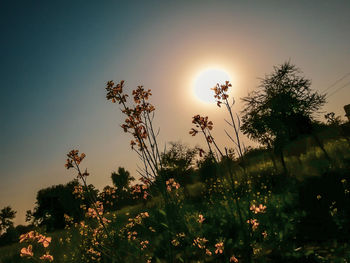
left=193, top=68, right=232, bottom=104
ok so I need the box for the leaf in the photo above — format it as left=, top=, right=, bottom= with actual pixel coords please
left=158, top=209, right=166, bottom=217
left=160, top=223, right=169, bottom=229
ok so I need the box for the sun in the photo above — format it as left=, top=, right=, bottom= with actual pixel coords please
left=193, top=68, right=231, bottom=104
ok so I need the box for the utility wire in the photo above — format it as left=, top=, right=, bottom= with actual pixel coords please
left=326, top=81, right=350, bottom=98
left=321, top=72, right=350, bottom=94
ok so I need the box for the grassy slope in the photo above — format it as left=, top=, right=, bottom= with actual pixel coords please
left=1, top=133, right=349, bottom=262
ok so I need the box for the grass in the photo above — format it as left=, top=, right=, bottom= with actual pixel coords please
left=1, top=134, right=349, bottom=262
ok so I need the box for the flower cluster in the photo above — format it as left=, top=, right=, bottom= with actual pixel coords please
left=99, top=186, right=118, bottom=209
left=140, top=240, right=150, bottom=250
left=86, top=247, right=102, bottom=261
left=250, top=204, right=267, bottom=214
left=127, top=231, right=138, bottom=240
left=189, top=115, right=213, bottom=137
left=19, top=231, right=53, bottom=261
left=72, top=185, right=84, bottom=199
left=171, top=232, right=185, bottom=247
left=20, top=231, right=52, bottom=248
left=212, top=81, right=232, bottom=107
left=77, top=221, right=105, bottom=262
left=65, top=150, right=85, bottom=168
left=130, top=184, right=149, bottom=199
left=40, top=253, right=54, bottom=261
left=215, top=242, right=224, bottom=254
left=171, top=239, right=180, bottom=246
left=106, top=80, right=128, bottom=104
left=121, top=212, right=149, bottom=242
left=189, top=114, right=224, bottom=160
left=247, top=219, right=259, bottom=231
left=106, top=80, right=161, bottom=181
left=121, top=211, right=150, bottom=239
left=65, top=150, right=89, bottom=178
left=86, top=201, right=104, bottom=219
left=165, top=178, right=180, bottom=192
left=106, top=81, right=155, bottom=151
left=193, top=237, right=208, bottom=249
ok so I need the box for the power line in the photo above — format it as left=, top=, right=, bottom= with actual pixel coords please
left=326, top=81, right=350, bottom=98
left=321, top=72, right=350, bottom=94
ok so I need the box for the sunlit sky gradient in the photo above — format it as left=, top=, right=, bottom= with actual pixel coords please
left=1, top=0, right=350, bottom=225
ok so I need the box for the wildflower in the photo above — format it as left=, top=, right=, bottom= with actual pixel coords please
left=193, top=237, right=208, bottom=249
left=211, top=81, right=232, bottom=106
left=19, top=231, right=36, bottom=243
left=215, top=242, right=224, bottom=254
left=250, top=204, right=266, bottom=214
left=247, top=219, right=259, bottom=231
left=191, top=115, right=213, bottom=131
left=20, top=245, right=33, bottom=257
left=177, top=232, right=185, bottom=238
left=197, top=214, right=205, bottom=224
left=37, top=235, right=52, bottom=248
left=262, top=231, right=268, bottom=238
left=230, top=255, right=239, bottom=262
left=140, top=240, right=149, bottom=250
left=189, top=128, right=198, bottom=136
left=40, top=253, right=54, bottom=262
left=166, top=178, right=180, bottom=192
left=141, top=212, right=149, bottom=218
left=316, top=195, right=322, bottom=200
left=206, top=249, right=212, bottom=256
left=171, top=239, right=180, bottom=246
left=73, top=185, right=84, bottom=197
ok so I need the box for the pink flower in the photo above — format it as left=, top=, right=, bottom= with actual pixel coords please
left=205, top=249, right=212, bottom=256
left=230, top=255, right=239, bottom=262
left=40, top=253, right=54, bottom=262
left=20, top=245, right=33, bottom=257
left=215, top=242, right=224, bottom=254
left=250, top=204, right=267, bottom=214
left=262, top=231, right=268, bottom=238
left=19, top=231, right=35, bottom=243
left=37, top=235, right=52, bottom=248
left=197, top=214, right=205, bottom=224
left=165, top=178, right=180, bottom=192
left=247, top=219, right=259, bottom=231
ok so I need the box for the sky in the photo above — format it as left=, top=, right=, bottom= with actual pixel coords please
left=1, top=0, right=350, bottom=225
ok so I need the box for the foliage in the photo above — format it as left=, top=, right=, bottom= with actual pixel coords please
left=241, top=61, right=326, bottom=148
left=0, top=206, right=16, bottom=235
left=111, top=167, right=135, bottom=191
left=32, top=180, right=92, bottom=230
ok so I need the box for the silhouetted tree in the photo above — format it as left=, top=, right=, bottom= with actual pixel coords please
left=111, top=167, right=135, bottom=191
left=110, top=167, right=135, bottom=208
left=241, top=62, right=326, bottom=173
left=0, top=206, right=16, bottom=235
left=160, top=142, right=197, bottom=185
left=33, top=180, right=95, bottom=230
left=0, top=224, right=34, bottom=247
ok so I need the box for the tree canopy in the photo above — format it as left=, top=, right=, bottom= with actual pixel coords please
left=32, top=180, right=96, bottom=230
left=0, top=206, right=16, bottom=234
left=241, top=62, right=326, bottom=148
left=111, top=167, right=135, bottom=191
